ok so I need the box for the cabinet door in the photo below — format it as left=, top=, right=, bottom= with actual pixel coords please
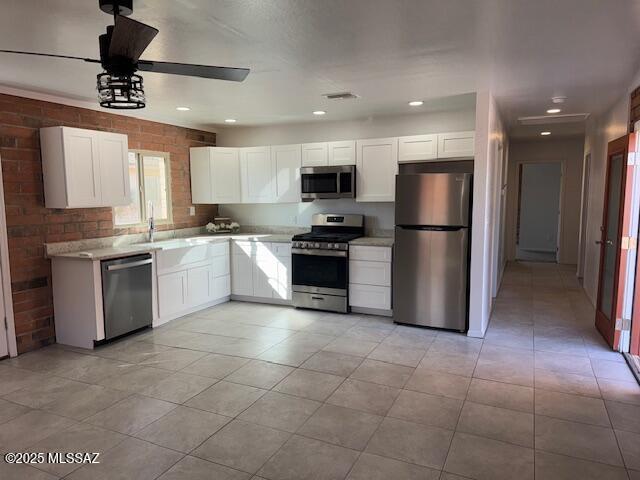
left=212, top=254, right=230, bottom=277
left=272, top=144, right=301, bottom=203
left=63, top=128, right=102, bottom=207
left=158, top=271, right=187, bottom=317
left=273, top=255, right=292, bottom=300
left=231, top=251, right=254, bottom=296
left=328, top=140, right=356, bottom=166
left=253, top=242, right=276, bottom=298
left=187, top=264, right=213, bottom=307
left=98, top=132, right=130, bottom=206
left=211, top=148, right=241, bottom=204
left=356, top=137, right=398, bottom=202
left=213, top=275, right=231, bottom=299
left=241, top=146, right=275, bottom=203
left=438, top=131, right=475, bottom=159
left=190, top=147, right=213, bottom=203
left=301, top=143, right=328, bottom=167
left=398, top=134, right=438, bottom=162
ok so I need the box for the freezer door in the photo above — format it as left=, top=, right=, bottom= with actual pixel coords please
left=393, top=226, right=468, bottom=330
left=395, top=173, right=471, bottom=227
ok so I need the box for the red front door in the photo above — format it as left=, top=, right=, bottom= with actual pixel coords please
left=595, top=135, right=629, bottom=348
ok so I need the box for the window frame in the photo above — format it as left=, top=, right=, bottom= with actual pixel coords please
left=113, top=149, right=173, bottom=228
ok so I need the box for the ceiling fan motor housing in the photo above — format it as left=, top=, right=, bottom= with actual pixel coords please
left=99, top=0, right=133, bottom=16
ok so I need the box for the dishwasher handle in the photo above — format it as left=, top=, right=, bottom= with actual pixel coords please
left=106, top=258, right=153, bottom=271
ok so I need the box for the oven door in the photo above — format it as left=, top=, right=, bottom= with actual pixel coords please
left=292, top=249, right=347, bottom=295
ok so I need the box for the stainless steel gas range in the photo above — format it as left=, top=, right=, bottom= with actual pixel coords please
left=291, top=213, right=364, bottom=313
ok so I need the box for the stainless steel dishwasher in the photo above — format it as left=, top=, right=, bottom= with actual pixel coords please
left=101, top=253, right=153, bottom=341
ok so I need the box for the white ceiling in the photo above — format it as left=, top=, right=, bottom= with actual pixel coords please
left=1, top=0, right=640, bottom=137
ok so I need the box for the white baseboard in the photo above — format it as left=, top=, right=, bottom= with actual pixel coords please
left=154, top=296, right=230, bottom=327
left=351, top=306, right=393, bottom=317
left=230, top=295, right=293, bottom=306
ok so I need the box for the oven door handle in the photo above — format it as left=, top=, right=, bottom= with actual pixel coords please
left=292, top=248, right=347, bottom=257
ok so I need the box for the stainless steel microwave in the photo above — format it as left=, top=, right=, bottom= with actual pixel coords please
left=300, top=165, right=355, bottom=201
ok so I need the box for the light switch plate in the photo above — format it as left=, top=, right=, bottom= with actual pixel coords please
left=189, top=206, right=196, bottom=216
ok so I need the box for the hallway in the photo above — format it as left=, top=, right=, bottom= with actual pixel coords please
left=482, top=261, right=640, bottom=478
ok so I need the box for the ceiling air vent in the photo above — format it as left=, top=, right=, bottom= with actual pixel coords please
left=323, top=92, right=359, bottom=100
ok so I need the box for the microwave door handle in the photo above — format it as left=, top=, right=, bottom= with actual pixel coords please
left=336, top=172, right=342, bottom=194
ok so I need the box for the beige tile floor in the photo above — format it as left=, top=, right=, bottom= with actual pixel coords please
left=1, top=261, right=640, bottom=479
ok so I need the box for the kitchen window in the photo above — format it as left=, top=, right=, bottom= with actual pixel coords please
left=114, top=150, right=172, bottom=227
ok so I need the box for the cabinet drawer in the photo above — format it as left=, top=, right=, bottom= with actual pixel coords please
left=212, top=254, right=230, bottom=277
left=349, top=245, right=392, bottom=262
left=270, top=243, right=292, bottom=257
left=349, top=260, right=391, bottom=286
left=349, top=284, right=391, bottom=310
left=210, top=242, right=229, bottom=257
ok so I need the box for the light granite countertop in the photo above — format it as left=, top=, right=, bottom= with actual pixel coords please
left=49, top=233, right=295, bottom=261
left=349, top=236, right=394, bottom=247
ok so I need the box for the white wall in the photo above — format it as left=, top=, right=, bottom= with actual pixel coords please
left=468, top=91, right=507, bottom=338
left=582, top=69, right=640, bottom=304
left=505, top=138, right=585, bottom=265
left=518, top=163, right=562, bottom=253
left=217, top=106, right=475, bottom=231
left=221, top=199, right=394, bottom=234
left=216, top=107, right=476, bottom=148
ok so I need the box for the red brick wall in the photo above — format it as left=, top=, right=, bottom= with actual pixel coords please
left=0, top=93, right=218, bottom=353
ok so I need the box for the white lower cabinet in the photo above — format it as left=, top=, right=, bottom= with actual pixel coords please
left=188, top=264, right=213, bottom=306
left=158, top=270, right=188, bottom=318
left=156, top=242, right=232, bottom=322
left=349, top=245, right=392, bottom=312
left=231, top=241, right=292, bottom=303
left=349, top=284, right=391, bottom=310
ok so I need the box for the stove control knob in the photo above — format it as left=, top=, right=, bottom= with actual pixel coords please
left=314, top=243, right=320, bottom=248
left=326, top=243, right=332, bottom=249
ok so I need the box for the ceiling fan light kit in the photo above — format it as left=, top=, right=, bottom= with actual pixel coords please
left=0, top=0, right=250, bottom=110
left=97, top=72, right=145, bottom=109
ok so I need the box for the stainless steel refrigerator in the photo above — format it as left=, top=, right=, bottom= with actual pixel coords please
left=393, top=173, right=472, bottom=331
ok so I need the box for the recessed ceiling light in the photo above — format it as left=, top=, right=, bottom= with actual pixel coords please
left=546, top=108, right=561, bottom=114
left=408, top=100, right=424, bottom=106
left=313, top=110, right=326, bottom=116
left=176, top=106, right=190, bottom=111
left=552, top=96, right=566, bottom=104
left=540, top=131, right=551, bottom=136
left=224, top=118, right=237, bottom=123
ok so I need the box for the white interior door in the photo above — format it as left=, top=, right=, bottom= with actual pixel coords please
left=517, top=162, right=562, bottom=261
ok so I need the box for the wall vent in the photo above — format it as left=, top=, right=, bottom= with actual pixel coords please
left=518, top=113, right=589, bottom=125
left=322, top=92, right=359, bottom=100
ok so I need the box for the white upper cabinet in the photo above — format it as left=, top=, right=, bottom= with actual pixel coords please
left=356, top=137, right=398, bottom=202
left=272, top=144, right=301, bottom=203
left=40, top=126, right=130, bottom=208
left=190, top=147, right=241, bottom=204
left=240, top=146, right=275, bottom=203
left=328, top=140, right=356, bottom=166
left=98, top=132, right=130, bottom=205
left=398, top=134, right=438, bottom=163
left=438, top=131, right=475, bottom=158
left=301, top=142, right=328, bottom=167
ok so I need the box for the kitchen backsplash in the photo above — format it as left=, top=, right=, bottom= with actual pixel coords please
left=220, top=199, right=395, bottom=236
left=0, top=93, right=218, bottom=353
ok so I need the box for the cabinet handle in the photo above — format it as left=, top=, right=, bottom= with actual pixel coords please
left=311, top=296, right=324, bottom=301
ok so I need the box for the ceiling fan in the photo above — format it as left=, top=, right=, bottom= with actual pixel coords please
left=0, top=0, right=250, bottom=109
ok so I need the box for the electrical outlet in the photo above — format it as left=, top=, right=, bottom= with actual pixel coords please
left=189, top=206, right=196, bottom=216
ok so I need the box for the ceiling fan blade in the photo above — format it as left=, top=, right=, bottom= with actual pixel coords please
left=109, top=15, right=158, bottom=62
left=137, top=60, right=250, bottom=82
left=0, top=49, right=100, bottom=63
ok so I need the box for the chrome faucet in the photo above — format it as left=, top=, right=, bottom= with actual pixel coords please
left=147, top=201, right=155, bottom=242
